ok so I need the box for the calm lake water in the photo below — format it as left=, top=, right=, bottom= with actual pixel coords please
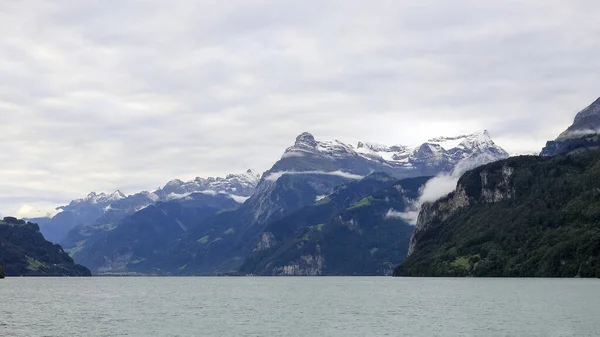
left=1, top=277, right=599, bottom=336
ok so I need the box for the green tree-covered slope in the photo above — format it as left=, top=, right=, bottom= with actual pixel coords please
left=0, top=217, right=91, bottom=276
left=396, top=151, right=600, bottom=277
left=240, top=174, right=430, bottom=275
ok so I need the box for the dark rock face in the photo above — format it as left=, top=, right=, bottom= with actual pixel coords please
left=557, top=97, right=600, bottom=140
left=541, top=97, right=600, bottom=156
left=541, top=135, right=600, bottom=157
left=0, top=217, right=91, bottom=276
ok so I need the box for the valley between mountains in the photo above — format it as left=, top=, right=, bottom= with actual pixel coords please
left=4, top=97, right=600, bottom=277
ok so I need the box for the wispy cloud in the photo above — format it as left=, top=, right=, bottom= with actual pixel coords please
left=396, top=155, right=499, bottom=225
left=1, top=1, right=600, bottom=215
left=264, top=170, right=364, bottom=182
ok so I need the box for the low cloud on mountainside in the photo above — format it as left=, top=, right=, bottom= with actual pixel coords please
left=394, top=156, right=493, bottom=225
left=264, top=170, right=364, bottom=182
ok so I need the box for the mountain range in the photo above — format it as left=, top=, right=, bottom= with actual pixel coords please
left=31, top=170, right=261, bottom=243
left=7, top=96, right=600, bottom=278
left=28, top=130, right=508, bottom=275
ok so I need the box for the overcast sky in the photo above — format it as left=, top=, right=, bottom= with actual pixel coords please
left=1, top=0, right=600, bottom=217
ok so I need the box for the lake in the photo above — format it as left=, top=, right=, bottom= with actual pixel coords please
left=1, top=277, right=599, bottom=336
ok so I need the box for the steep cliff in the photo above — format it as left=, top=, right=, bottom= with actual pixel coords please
left=396, top=152, right=600, bottom=277
left=542, top=97, right=600, bottom=156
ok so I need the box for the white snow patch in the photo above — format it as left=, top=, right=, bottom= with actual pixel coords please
left=428, top=138, right=464, bottom=150
left=229, top=194, right=250, bottom=204
left=377, top=151, right=398, bottom=162
left=315, top=195, right=328, bottom=202
left=135, top=204, right=151, bottom=212
left=146, top=192, right=160, bottom=202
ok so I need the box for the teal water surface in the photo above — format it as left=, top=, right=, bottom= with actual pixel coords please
left=1, top=277, right=599, bottom=336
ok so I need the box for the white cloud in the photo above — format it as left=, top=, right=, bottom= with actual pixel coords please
left=264, top=170, right=364, bottom=182
left=1, top=0, right=600, bottom=214
left=385, top=208, right=419, bottom=224
left=396, top=154, right=498, bottom=225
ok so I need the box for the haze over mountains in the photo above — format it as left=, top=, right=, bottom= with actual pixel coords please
left=3, top=96, right=600, bottom=277
left=31, top=170, right=261, bottom=243
left=33, top=131, right=507, bottom=243
left=21, top=129, right=507, bottom=275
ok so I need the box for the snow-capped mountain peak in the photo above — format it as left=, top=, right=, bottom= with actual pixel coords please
left=428, top=130, right=492, bottom=150
left=295, top=132, right=318, bottom=148
left=272, top=131, right=508, bottom=179
left=284, top=132, right=356, bottom=159
left=357, top=142, right=390, bottom=152
left=108, top=190, right=127, bottom=201
left=155, top=170, right=260, bottom=200
left=80, top=190, right=126, bottom=204
left=165, top=179, right=184, bottom=187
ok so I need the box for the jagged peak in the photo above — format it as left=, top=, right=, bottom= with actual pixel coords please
left=85, top=191, right=99, bottom=199
left=428, top=130, right=490, bottom=143
left=413, top=142, right=445, bottom=155
left=78, top=190, right=126, bottom=204
left=108, top=190, right=126, bottom=200
left=357, top=142, right=391, bottom=152
left=574, top=97, right=600, bottom=123
left=295, top=132, right=318, bottom=148
left=557, top=97, right=600, bottom=140
left=165, top=179, right=184, bottom=186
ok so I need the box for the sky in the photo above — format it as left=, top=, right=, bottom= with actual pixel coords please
left=1, top=0, right=600, bottom=217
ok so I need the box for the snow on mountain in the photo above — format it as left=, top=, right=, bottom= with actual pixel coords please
left=155, top=169, right=260, bottom=200
left=244, top=131, right=509, bottom=227
left=274, top=131, right=508, bottom=178
left=70, top=169, right=261, bottom=209
left=35, top=130, right=508, bottom=245
left=76, top=190, right=126, bottom=205
left=34, top=170, right=261, bottom=243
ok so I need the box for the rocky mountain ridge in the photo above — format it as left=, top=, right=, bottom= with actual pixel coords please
left=250, top=130, right=508, bottom=227
left=275, top=131, right=508, bottom=177
left=32, top=170, right=261, bottom=243
left=69, top=130, right=508, bottom=275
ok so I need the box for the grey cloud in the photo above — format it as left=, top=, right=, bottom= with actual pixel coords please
left=1, top=0, right=600, bottom=216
